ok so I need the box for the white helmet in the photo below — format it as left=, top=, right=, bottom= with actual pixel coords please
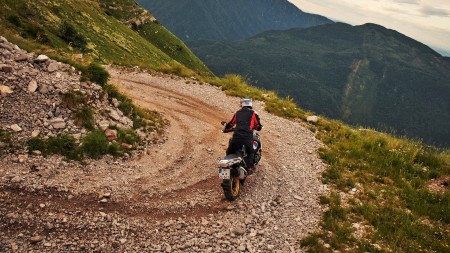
left=241, top=98, right=253, bottom=107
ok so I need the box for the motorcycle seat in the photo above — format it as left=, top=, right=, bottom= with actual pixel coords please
left=224, top=153, right=243, bottom=159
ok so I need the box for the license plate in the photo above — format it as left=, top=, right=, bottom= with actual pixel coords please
left=218, top=168, right=230, bottom=179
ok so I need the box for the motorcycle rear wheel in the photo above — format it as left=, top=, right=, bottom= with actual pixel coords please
left=222, top=176, right=241, bottom=201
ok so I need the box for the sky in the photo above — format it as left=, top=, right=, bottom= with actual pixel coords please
left=289, top=0, right=450, bottom=55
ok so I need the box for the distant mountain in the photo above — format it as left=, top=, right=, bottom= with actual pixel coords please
left=136, top=0, right=333, bottom=41
left=189, top=23, right=450, bottom=147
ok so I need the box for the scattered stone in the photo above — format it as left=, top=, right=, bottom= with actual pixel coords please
left=0, top=85, right=13, bottom=96
left=35, top=54, right=50, bottom=63
left=10, top=124, right=22, bottom=132
left=47, top=62, right=60, bottom=72
left=11, top=176, right=22, bottom=183
left=39, top=84, right=48, bottom=94
left=1, top=65, right=14, bottom=73
left=15, top=54, right=29, bottom=62
left=18, top=154, right=28, bottom=163
left=121, top=143, right=133, bottom=149
left=28, top=79, right=38, bottom=92
left=31, top=130, right=40, bottom=138
left=104, top=129, right=117, bottom=141
left=98, top=120, right=110, bottom=130
left=293, top=195, right=303, bottom=201
left=49, top=118, right=66, bottom=129
left=109, top=110, right=121, bottom=121
left=112, top=98, right=120, bottom=107
left=30, top=235, right=44, bottom=243
left=306, top=115, right=319, bottom=123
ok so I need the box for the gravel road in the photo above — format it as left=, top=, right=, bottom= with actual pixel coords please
left=0, top=67, right=327, bottom=252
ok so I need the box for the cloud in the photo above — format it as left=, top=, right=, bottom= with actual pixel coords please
left=392, top=0, right=420, bottom=4
left=420, top=6, right=450, bottom=17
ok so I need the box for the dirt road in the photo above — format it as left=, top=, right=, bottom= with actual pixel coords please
left=0, top=67, right=327, bottom=252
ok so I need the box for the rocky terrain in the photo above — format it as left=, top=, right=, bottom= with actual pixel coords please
left=0, top=36, right=142, bottom=152
left=0, top=37, right=328, bottom=252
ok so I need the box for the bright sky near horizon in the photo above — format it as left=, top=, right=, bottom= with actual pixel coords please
left=289, top=0, right=450, bottom=54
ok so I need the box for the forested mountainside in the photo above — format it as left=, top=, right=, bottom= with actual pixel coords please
left=137, top=0, right=333, bottom=41
left=189, top=23, right=450, bottom=147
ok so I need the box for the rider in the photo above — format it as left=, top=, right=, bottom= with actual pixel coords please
left=224, top=98, right=262, bottom=175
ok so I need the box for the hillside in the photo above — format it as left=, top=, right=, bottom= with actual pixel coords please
left=0, top=0, right=211, bottom=76
left=137, top=0, right=333, bottom=41
left=189, top=23, right=450, bottom=147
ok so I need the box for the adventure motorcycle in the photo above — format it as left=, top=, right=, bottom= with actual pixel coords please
left=218, top=122, right=262, bottom=201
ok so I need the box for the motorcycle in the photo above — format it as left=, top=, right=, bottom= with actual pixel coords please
left=218, top=122, right=262, bottom=201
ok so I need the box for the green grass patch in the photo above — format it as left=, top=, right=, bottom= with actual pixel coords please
left=81, top=130, right=109, bottom=159
left=74, top=106, right=95, bottom=130
left=82, top=62, right=110, bottom=86
left=62, top=90, right=87, bottom=110
left=28, top=134, right=80, bottom=160
left=301, top=117, right=450, bottom=252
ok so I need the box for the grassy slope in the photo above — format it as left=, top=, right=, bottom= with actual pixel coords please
left=208, top=75, right=450, bottom=253
left=189, top=23, right=450, bottom=147
left=0, top=0, right=211, bottom=76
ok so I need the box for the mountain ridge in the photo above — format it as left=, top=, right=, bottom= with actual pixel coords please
left=136, top=0, right=333, bottom=41
left=188, top=22, right=450, bottom=147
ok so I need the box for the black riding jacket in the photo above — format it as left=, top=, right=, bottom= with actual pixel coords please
left=225, top=107, right=262, bottom=139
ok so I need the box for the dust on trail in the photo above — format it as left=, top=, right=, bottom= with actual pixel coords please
left=1, top=67, right=327, bottom=252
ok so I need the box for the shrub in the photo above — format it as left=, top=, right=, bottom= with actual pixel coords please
left=62, top=90, right=86, bottom=110
left=28, top=134, right=79, bottom=159
left=59, top=22, right=87, bottom=50
left=46, top=134, right=77, bottom=156
left=28, top=137, right=47, bottom=154
left=118, top=98, right=133, bottom=116
left=108, top=142, right=122, bottom=157
left=7, top=15, right=22, bottom=27
left=159, top=62, right=195, bottom=77
left=117, top=128, right=139, bottom=145
left=74, top=106, right=95, bottom=130
left=81, top=130, right=109, bottom=158
left=84, top=63, right=109, bottom=86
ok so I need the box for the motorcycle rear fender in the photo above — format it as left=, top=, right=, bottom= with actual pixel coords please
left=218, top=157, right=242, bottom=167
